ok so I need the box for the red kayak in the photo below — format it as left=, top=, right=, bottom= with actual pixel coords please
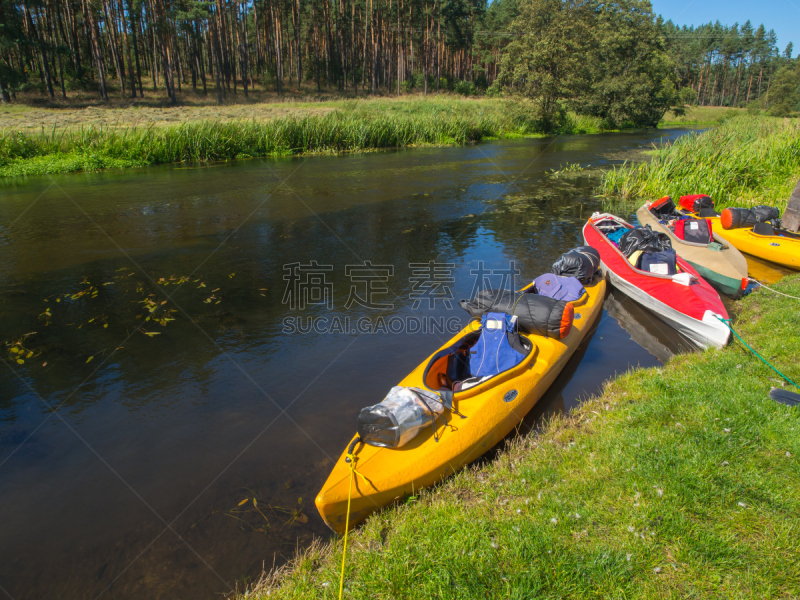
left=583, top=212, right=730, bottom=349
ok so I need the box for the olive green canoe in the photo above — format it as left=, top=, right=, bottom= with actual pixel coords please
left=636, top=203, right=749, bottom=298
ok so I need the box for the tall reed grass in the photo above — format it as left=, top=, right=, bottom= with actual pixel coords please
left=0, top=104, right=605, bottom=177
left=601, top=116, right=800, bottom=211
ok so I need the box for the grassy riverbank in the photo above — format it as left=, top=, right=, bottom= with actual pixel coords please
left=602, top=116, right=800, bottom=211
left=0, top=97, right=608, bottom=178
left=242, top=275, right=800, bottom=599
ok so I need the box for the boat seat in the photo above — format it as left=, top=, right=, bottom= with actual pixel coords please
left=424, top=326, right=533, bottom=392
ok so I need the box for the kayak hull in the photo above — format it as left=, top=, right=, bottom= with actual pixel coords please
left=315, top=277, right=607, bottom=533
left=684, top=260, right=745, bottom=298
left=583, top=212, right=730, bottom=350
left=636, top=205, right=748, bottom=298
left=601, top=262, right=730, bottom=349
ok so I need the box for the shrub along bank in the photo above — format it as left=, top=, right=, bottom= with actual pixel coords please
left=243, top=275, right=800, bottom=599
left=0, top=98, right=606, bottom=178
left=602, top=116, right=800, bottom=211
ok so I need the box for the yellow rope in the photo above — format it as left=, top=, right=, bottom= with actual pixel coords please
left=338, top=453, right=367, bottom=600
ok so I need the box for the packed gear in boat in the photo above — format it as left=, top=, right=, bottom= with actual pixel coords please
left=459, top=289, right=574, bottom=338
left=551, top=246, right=601, bottom=284
left=583, top=212, right=730, bottom=350
left=640, top=249, right=678, bottom=275
left=618, top=224, right=672, bottom=255
left=638, top=197, right=749, bottom=298
left=676, top=194, right=799, bottom=270
left=357, top=386, right=448, bottom=448
left=646, top=196, right=715, bottom=244
left=674, top=218, right=713, bottom=244
left=532, top=273, right=585, bottom=301
left=721, top=206, right=783, bottom=236
left=612, top=224, right=679, bottom=274
left=679, top=194, right=717, bottom=217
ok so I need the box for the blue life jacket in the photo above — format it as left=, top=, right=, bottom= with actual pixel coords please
left=470, top=312, right=527, bottom=378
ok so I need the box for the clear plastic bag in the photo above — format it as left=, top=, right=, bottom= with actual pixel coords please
left=357, top=386, right=445, bottom=448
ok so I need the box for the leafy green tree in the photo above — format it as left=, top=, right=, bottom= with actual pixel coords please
left=570, top=0, right=679, bottom=127
left=766, top=62, right=800, bottom=116
left=494, top=0, right=588, bottom=128
left=495, top=0, right=678, bottom=128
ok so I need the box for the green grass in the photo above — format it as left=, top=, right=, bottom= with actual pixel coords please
left=602, top=116, right=800, bottom=212
left=659, top=105, right=745, bottom=127
left=245, top=275, right=800, bottom=599
left=0, top=98, right=606, bottom=177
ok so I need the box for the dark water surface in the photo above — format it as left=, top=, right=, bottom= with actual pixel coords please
left=1, top=130, right=695, bottom=600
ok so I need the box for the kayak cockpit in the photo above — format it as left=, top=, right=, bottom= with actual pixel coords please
left=420, top=325, right=536, bottom=398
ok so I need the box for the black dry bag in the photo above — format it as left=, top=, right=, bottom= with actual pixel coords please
left=459, top=289, right=573, bottom=339
left=551, top=246, right=600, bottom=284
left=618, top=225, right=672, bottom=256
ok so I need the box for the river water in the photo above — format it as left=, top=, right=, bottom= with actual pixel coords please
left=1, top=130, right=701, bottom=599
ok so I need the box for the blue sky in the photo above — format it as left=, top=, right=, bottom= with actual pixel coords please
left=650, top=0, right=799, bottom=53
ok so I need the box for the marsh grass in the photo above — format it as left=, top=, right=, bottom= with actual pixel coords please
left=601, top=116, right=800, bottom=211
left=0, top=98, right=606, bottom=177
left=243, top=275, right=800, bottom=600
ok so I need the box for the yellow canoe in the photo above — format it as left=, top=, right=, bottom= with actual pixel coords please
left=315, top=275, right=607, bottom=533
left=679, top=210, right=799, bottom=271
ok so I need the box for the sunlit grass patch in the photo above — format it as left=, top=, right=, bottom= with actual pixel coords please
left=601, top=116, right=800, bottom=211
left=0, top=98, right=607, bottom=177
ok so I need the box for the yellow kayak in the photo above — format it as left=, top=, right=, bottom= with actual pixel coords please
left=315, top=275, right=606, bottom=533
left=701, top=216, right=799, bottom=271
left=676, top=196, right=799, bottom=271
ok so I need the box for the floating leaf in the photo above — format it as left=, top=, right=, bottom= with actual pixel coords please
left=253, top=498, right=258, bottom=508
left=26, top=351, right=33, bottom=358
left=237, top=498, right=248, bottom=506
left=229, top=273, right=236, bottom=278
left=16, top=359, right=24, bottom=365
left=212, top=288, right=220, bottom=293
left=56, top=298, right=61, bottom=302
left=142, top=331, right=161, bottom=337
left=10, top=347, right=20, bottom=354
left=197, top=282, right=206, bottom=288
left=86, top=356, right=94, bottom=363
left=88, top=318, right=95, bottom=323
left=42, top=362, right=47, bottom=367
left=103, top=324, right=108, bottom=328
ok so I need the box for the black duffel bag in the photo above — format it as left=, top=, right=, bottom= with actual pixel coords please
left=618, top=225, right=672, bottom=256
left=551, top=246, right=601, bottom=284
left=459, top=289, right=573, bottom=339
left=751, top=205, right=781, bottom=224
